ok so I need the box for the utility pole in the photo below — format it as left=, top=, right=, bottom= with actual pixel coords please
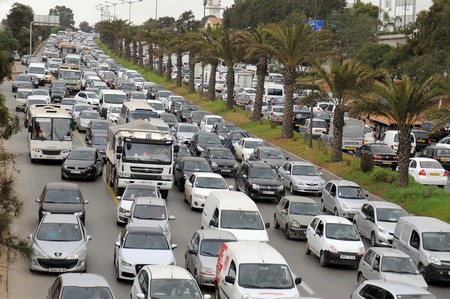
left=308, top=0, right=318, bottom=149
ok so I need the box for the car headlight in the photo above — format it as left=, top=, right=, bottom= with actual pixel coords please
left=378, top=225, right=387, bottom=234
left=121, top=259, right=135, bottom=267
left=233, top=163, right=239, bottom=168
left=200, top=267, right=215, bottom=275
left=327, top=244, right=338, bottom=253
left=161, top=175, right=172, bottom=180
left=197, top=145, right=204, bottom=151
left=119, top=207, right=128, bottom=213
left=251, top=184, right=260, bottom=190
left=68, top=248, right=87, bottom=259
left=295, top=181, right=305, bottom=186
left=62, top=164, right=68, bottom=169
left=163, top=225, right=170, bottom=233
left=428, top=256, right=441, bottom=265
left=193, top=193, right=205, bottom=200
left=32, top=244, right=46, bottom=258
left=341, top=202, right=350, bottom=210
left=211, top=162, right=218, bottom=167
left=241, top=294, right=253, bottom=299
left=277, top=185, right=285, bottom=191
left=291, top=220, right=301, bottom=228
left=86, top=166, right=93, bottom=171
left=118, top=172, right=131, bottom=178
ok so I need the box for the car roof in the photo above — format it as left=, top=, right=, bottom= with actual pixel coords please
left=193, top=172, right=224, bottom=179
left=42, top=213, right=80, bottom=224
left=44, top=182, right=80, bottom=191
left=58, top=273, right=112, bottom=288
left=71, top=147, right=97, bottom=153
left=281, top=196, right=318, bottom=204
left=225, top=242, right=287, bottom=264
left=400, top=216, right=450, bottom=232
left=241, top=137, right=264, bottom=142
left=125, top=223, right=165, bottom=234
left=368, top=247, right=411, bottom=258
left=256, top=146, right=282, bottom=152
left=124, top=184, right=158, bottom=190
left=287, top=161, right=316, bottom=167
left=133, top=197, right=166, bottom=206
left=197, top=229, right=237, bottom=240
left=145, top=265, right=193, bottom=280
left=367, top=201, right=403, bottom=209
left=209, top=191, right=257, bottom=210
left=411, top=157, right=440, bottom=163
left=207, top=147, right=231, bottom=151
left=316, top=215, right=353, bottom=225
left=328, top=180, right=360, bottom=187
left=180, top=156, right=209, bottom=162
left=246, top=161, right=274, bottom=169
left=360, top=280, right=432, bottom=295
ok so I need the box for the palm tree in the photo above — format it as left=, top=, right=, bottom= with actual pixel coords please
left=183, top=31, right=204, bottom=93
left=201, top=25, right=222, bottom=101
left=170, top=33, right=186, bottom=87
left=263, top=23, right=314, bottom=138
left=237, top=25, right=271, bottom=122
left=315, top=59, right=374, bottom=162
left=352, top=73, right=446, bottom=187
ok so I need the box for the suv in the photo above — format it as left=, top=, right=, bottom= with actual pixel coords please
left=411, top=129, right=431, bottom=152
left=235, top=161, right=285, bottom=202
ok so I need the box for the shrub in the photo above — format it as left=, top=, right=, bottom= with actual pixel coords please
left=371, top=167, right=397, bottom=183
left=360, top=152, right=374, bottom=172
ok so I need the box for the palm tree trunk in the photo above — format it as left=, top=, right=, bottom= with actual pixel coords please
left=138, top=41, right=143, bottom=67
left=132, top=40, right=138, bottom=64
left=188, top=52, right=195, bottom=93
left=397, top=129, right=411, bottom=187
left=176, top=51, right=182, bottom=87
left=331, top=105, right=345, bottom=162
left=125, top=41, right=131, bottom=61
left=166, top=54, right=172, bottom=82
left=207, top=62, right=218, bottom=101
left=158, top=54, right=163, bottom=76
left=226, top=66, right=235, bottom=110
left=281, top=70, right=295, bottom=138
left=252, top=56, right=267, bottom=122
left=148, top=45, right=154, bottom=71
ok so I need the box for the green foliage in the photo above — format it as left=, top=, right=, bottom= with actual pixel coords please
left=0, top=51, right=12, bottom=84
left=79, top=21, right=93, bottom=33
left=142, top=17, right=175, bottom=31
left=356, top=42, right=394, bottom=69
left=352, top=0, right=379, bottom=19
left=5, top=3, right=33, bottom=54
left=0, top=94, right=20, bottom=138
left=360, top=152, right=374, bottom=172
left=49, top=5, right=75, bottom=27
left=371, top=167, right=396, bottom=183
left=175, top=10, right=200, bottom=33
left=0, top=31, right=19, bottom=54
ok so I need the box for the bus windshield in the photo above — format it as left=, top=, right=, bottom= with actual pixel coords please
left=59, top=70, right=81, bottom=80
left=31, top=117, right=72, bottom=141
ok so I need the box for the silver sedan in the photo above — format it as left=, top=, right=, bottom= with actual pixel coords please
left=277, top=161, right=325, bottom=194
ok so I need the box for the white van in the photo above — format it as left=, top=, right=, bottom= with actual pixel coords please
left=379, top=130, right=416, bottom=156
left=201, top=191, right=270, bottom=242
left=215, top=242, right=302, bottom=299
left=117, top=101, right=158, bottom=125
left=263, top=83, right=284, bottom=101
left=392, top=216, right=450, bottom=282
left=99, top=89, right=127, bottom=118
left=27, top=62, right=46, bottom=86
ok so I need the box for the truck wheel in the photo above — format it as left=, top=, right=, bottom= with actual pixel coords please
left=113, top=175, right=120, bottom=195
left=160, top=190, right=169, bottom=199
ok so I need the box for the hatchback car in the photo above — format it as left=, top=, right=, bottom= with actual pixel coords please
left=354, top=201, right=408, bottom=247
left=199, top=115, right=225, bottom=133
left=274, top=196, right=321, bottom=239
left=298, top=118, right=328, bottom=139
left=174, top=157, right=213, bottom=191
left=29, top=214, right=91, bottom=273
left=357, top=247, right=427, bottom=289
left=172, top=123, right=199, bottom=145
left=114, top=224, right=177, bottom=281
left=184, top=172, right=230, bottom=210
left=235, top=161, right=285, bottom=202
left=77, top=110, right=101, bottom=132
left=211, top=123, right=237, bottom=140
left=321, top=180, right=368, bottom=219
left=188, top=110, right=210, bottom=126
left=305, top=215, right=365, bottom=267
left=233, top=137, right=266, bottom=161
left=131, top=265, right=209, bottom=299
left=87, top=133, right=107, bottom=160
left=278, top=161, right=325, bottom=195
left=187, top=132, right=223, bottom=156
left=408, top=157, right=448, bottom=187
left=74, top=91, right=100, bottom=110
left=71, top=103, right=91, bottom=126
left=116, top=184, right=161, bottom=225
left=185, top=229, right=237, bottom=286
left=35, top=182, right=88, bottom=223
left=61, top=147, right=104, bottom=181
left=354, top=143, right=399, bottom=169
left=248, top=146, right=288, bottom=169
left=84, top=119, right=108, bottom=143
left=127, top=197, right=175, bottom=241
left=202, top=147, right=239, bottom=177
left=350, top=280, right=436, bottom=299
left=47, top=273, right=116, bottom=299
left=223, top=130, right=252, bottom=152
left=417, top=146, right=450, bottom=170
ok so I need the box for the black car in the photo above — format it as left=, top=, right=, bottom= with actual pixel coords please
left=88, top=133, right=107, bottom=160
left=159, top=112, right=178, bottom=128
left=223, top=130, right=252, bottom=153
left=12, top=73, right=38, bottom=92
left=354, top=143, right=399, bottom=169
left=35, top=182, right=89, bottom=223
left=188, top=110, right=209, bottom=126
left=117, top=81, right=137, bottom=97
left=49, top=81, right=68, bottom=103
left=176, top=105, right=199, bottom=122
left=292, top=110, right=311, bottom=131
left=174, top=156, right=212, bottom=191
left=85, top=119, right=109, bottom=143
left=235, top=161, right=285, bottom=202
left=248, top=146, right=289, bottom=169
left=211, top=123, right=238, bottom=139
left=170, top=99, right=189, bottom=114
left=188, top=132, right=223, bottom=156
left=417, top=146, right=450, bottom=170
left=203, top=147, right=238, bottom=177
left=61, top=147, right=104, bottom=181
left=411, top=129, right=431, bottom=152
left=146, top=85, right=164, bottom=99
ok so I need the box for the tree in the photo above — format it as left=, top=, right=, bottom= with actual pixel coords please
left=49, top=6, right=75, bottom=27
left=316, top=59, right=373, bottom=162
left=79, top=21, right=93, bottom=33
left=200, top=25, right=223, bottom=101
left=263, top=23, right=314, bottom=138
left=356, top=42, right=394, bottom=70
left=183, top=31, right=204, bottom=93
left=352, top=73, right=447, bottom=187
left=5, top=3, right=33, bottom=54
left=175, top=10, right=200, bottom=33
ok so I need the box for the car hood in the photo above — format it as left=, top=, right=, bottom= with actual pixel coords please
left=63, top=159, right=94, bottom=168
left=377, top=221, right=397, bottom=234
left=199, top=255, right=220, bottom=270
left=129, top=218, right=168, bottom=229
left=178, top=132, right=196, bottom=140
left=118, top=199, right=134, bottom=211
left=34, top=239, right=85, bottom=259
left=261, top=158, right=286, bottom=167
left=120, top=248, right=175, bottom=264
left=91, top=128, right=107, bottom=135
left=290, top=214, right=317, bottom=226
left=219, top=228, right=269, bottom=242
left=248, top=178, right=282, bottom=186
left=382, top=273, right=428, bottom=289
left=197, top=142, right=222, bottom=149
left=291, top=175, right=324, bottom=185
left=210, top=158, right=236, bottom=166
left=193, top=187, right=228, bottom=197
left=340, top=198, right=368, bottom=210
left=42, top=203, right=83, bottom=214
left=324, top=239, right=364, bottom=253
left=91, top=144, right=106, bottom=152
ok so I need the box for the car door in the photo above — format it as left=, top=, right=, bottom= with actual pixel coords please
left=278, top=162, right=291, bottom=187
left=357, top=204, right=372, bottom=238
left=221, top=260, right=237, bottom=299
left=190, top=135, right=198, bottom=155
left=184, top=174, right=195, bottom=202
left=359, top=249, right=376, bottom=280
left=306, top=218, right=319, bottom=254
left=236, top=163, right=248, bottom=191
left=279, top=199, right=291, bottom=228
left=407, top=229, right=421, bottom=264
left=310, top=219, right=324, bottom=256
left=324, top=182, right=337, bottom=212
left=321, top=182, right=332, bottom=212
left=186, top=232, right=200, bottom=273
left=408, top=159, right=417, bottom=178
left=275, top=197, right=287, bottom=226
left=131, top=270, right=149, bottom=299
left=366, top=253, right=382, bottom=280
left=94, top=150, right=102, bottom=175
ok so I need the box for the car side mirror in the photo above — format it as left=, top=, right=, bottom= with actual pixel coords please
left=265, top=222, right=270, bottom=229
left=281, top=209, right=287, bottom=214
left=87, top=235, right=92, bottom=241
left=28, top=234, right=32, bottom=239
left=115, top=241, right=120, bottom=247
left=285, top=171, right=290, bottom=175
left=169, top=215, right=176, bottom=220
left=228, top=185, right=234, bottom=190
left=294, top=277, right=302, bottom=285
left=373, top=265, right=379, bottom=272
left=209, top=219, right=218, bottom=227
left=188, top=248, right=197, bottom=254
left=204, top=294, right=212, bottom=299
left=172, top=244, right=178, bottom=249
left=316, top=229, right=323, bottom=236
left=225, top=275, right=235, bottom=284
left=35, top=198, right=41, bottom=203
left=116, top=145, right=123, bottom=153
left=242, top=174, right=247, bottom=178
left=83, top=200, right=89, bottom=204
left=184, top=141, right=190, bottom=145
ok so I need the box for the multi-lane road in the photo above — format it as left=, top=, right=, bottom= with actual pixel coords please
left=4, top=62, right=449, bottom=299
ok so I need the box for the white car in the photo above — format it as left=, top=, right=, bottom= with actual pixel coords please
left=353, top=201, right=408, bottom=247
left=131, top=76, right=146, bottom=90
left=351, top=280, right=435, bottom=299
left=114, top=224, right=177, bottom=281
left=233, top=137, right=266, bottom=161
left=305, top=215, right=365, bottom=267
left=436, top=136, right=450, bottom=148
left=146, top=100, right=165, bottom=115
left=165, top=94, right=183, bottom=111
left=199, top=115, right=224, bottom=133
left=74, top=91, right=100, bottom=110
left=32, top=89, right=51, bottom=103
left=116, top=184, right=161, bottom=225
left=408, top=157, right=448, bottom=187
left=364, top=125, right=376, bottom=144
left=173, top=123, right=200, bottom=145
left=184, top=172, right=230, bottom=210
left=106, top=105, right=122, bottom=123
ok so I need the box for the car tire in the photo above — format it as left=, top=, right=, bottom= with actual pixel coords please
left=321, top=200, right=326, bottom=212
left=370, top=232, right=377, bottom=247
left=189, top=196, right=194, bottom=210
left=334, top=208, right=339, bottom=216
left=305, top=241, right=311, bottom=255
left=285, top=225, right=290, bottom=239
left=289, top=183, right=295, bottom=194
left=357, top=272, right=365, bottom=284
left=319, top=251, right=327, bottom=267
left=274, top=215, right=280, bottom=229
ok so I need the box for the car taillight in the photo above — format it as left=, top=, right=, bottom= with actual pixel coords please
left=394, top=156, right=398, bottom=160
left=271, top=112, right=275, bottom=116
left=418, top=169, right=426, bottom=176
left=444, top=171, right=448, bottom=177
left=427, top=138, right=431, bottom=144
left=372, top=155, right=382, bottom=159
left=362, top=140, right=365, bottom=145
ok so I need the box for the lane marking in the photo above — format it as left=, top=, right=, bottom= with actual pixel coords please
left=300, top=281, right=315, bottom=295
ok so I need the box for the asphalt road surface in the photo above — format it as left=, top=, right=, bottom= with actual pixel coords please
left=4, top=62, right=449, bottom=299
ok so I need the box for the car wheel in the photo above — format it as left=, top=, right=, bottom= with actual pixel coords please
left=189, top=196, right=194, bottom=210
left=234, top=179, right=240, bottom=191
left=285, top=225, right=290, bottom=239
left=305, top=241, right=311, bottom=255
left=178, top=179, right=185, bottom=192
left=289, top=183, right=295, bottom=194
left=357, top=272, right=365, bottom=284
left=321, top=200, right=326, bottom=212
left=334, top=208, right=339, bottom=216
left=319, top=251, right=327, bottom=267
left=370, top=232, right=377, bottom=247
left=274, top=215, right=280, bottom=229
left=194, top=269, right=199, bottom=285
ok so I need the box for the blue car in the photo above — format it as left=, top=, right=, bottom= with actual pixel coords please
left=223, top=130, right=252, bottom=154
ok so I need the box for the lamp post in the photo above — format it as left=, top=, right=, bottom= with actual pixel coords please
left=201, top=0, right=207, bottom=95
left=105, top=0, right=124, bottom=20
left=95, top=4, right=109, bottom=21
left=308, top=0, right=318, bottom=149
left=122, top=0, right=143, bottom=22
left=155, top=0, right=158, bottom=20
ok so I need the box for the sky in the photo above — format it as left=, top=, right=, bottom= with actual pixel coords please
left=0, top=0, right=236, bottom=27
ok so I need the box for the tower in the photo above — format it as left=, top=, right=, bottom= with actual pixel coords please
left=206, top=0, right=222, bottom=18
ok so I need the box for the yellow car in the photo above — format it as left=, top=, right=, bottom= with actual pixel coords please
left=44, top=69, right=52, bottom=83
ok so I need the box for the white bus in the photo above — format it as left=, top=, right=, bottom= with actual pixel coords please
left=27, top=105, right=73, bottom=162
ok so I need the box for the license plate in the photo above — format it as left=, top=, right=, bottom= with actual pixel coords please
left=340, top=255, right=356, bottom=260
left=441, top=158, right=450, bottom=162
left=383, top=162, right=392, bottom=165
left=49, top=268, right=66, bottom=273
left=295, top=124, right=300, bottom=127
left=263, top=191, right=275, bottom=195
left=346, top=147, right=356, bottom=151
left=417, top=140, right=425, bottom=143
left=71, top=170, right=82, bottom=174
left=221, top=169, right=231, bottom=172
left=429, top=173, right=440, bottom=176
left=314, top=130, right=322, bottom=133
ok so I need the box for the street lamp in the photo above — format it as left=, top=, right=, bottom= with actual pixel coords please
left=95, top=4, right=110, bottom=21
left=201, top=0, right=207, bottom=95
left=155, top=0, right=158, bottom=20
left=105, top=0, right=124, bottom=20
left=122, top=0, right=143, bottom=22
left=308, top=0, right=318, bottom=149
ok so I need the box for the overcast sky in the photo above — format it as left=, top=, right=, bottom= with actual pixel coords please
left=0, top=0, right=235, bottom=27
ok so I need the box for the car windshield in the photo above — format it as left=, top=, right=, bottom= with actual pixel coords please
left=291, top=165, right=318, bottom=176
left=123, top=232, right=169, bottom=250
left=245, top=141, right=265, bottom=149
left=17, top=91, right=33, bottom=98
left=150, top=279, right=202, bottom=299
left=206, top=118, right=223, bottom=125
left=43, top=190, right=81, bottom=203
left=53, top=87, right=66, bottom=93
left=130, top=93, right=146, bottom=99
left=197, top=135, right=221, bottom=144
left=422, top=232, right=450, bottom=252
left=92, top=136, right=106, bottom=145
left=149, top=102, right=165, bottom=110
left=192, top=113, right=208, bottom=122
left=183, top=161, right=211, bottom=172
left=312, top=121, right=327, bottom=128
left=61, top=286, right=114, bottom=299
left=91, top=121, right=107, bottom=130
left=221, top=210, right=264, bottom=230
left=80, top=111, right=101, bottom=119
left=133, top=204, right=166, bottom=220
left=129, top=110, right=158, bottom=120
left=273, top=107, right=284, bottom=113
left=216, top=124, right=236, bottom=133
left=381, top=256, right=419, bottom=274
left=238, top=263, right=294, bottom=289
left=230, top=132, right=248, bottom=140
left=372, top=145, right=396, bottom=154
left=376, top=208, right=407, bottom=222
left=200, top=239, right=234, bottom=257
left=260, top=149, right=285, bottom=159
left=325, top=223, right=360, bottom=241
left=436, top=149, right=450, bottom=157
left=33, top=90, right=49, bottom=96
left=179, top=125, right=199, bottom=133
left=110, top=106, right=121, bottom=113
left=249, top=167, right=278, bottom=179
left=161, top=114, right=177, bottom=122
left=159, top=91, right=172, bottom=97
left=124, top=143, right=172, bottom=163
left=289, top=202, right=321, bottom=216
left=60, top=99, right=76, bottom=105
left=68, top=150, right=95, bottom=161
left=75, top=105, right=90, bottom=112
left=338, top=186, right=366, bottom=199
left=37, top=223, right=82, bottom=241
left=195, top=177, right=228, bottom=189
left=210, top=149, right=234, bottom=159
left=419, top=161, right=443, bottom=169
left=122, top=187, right=157, bottom=200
